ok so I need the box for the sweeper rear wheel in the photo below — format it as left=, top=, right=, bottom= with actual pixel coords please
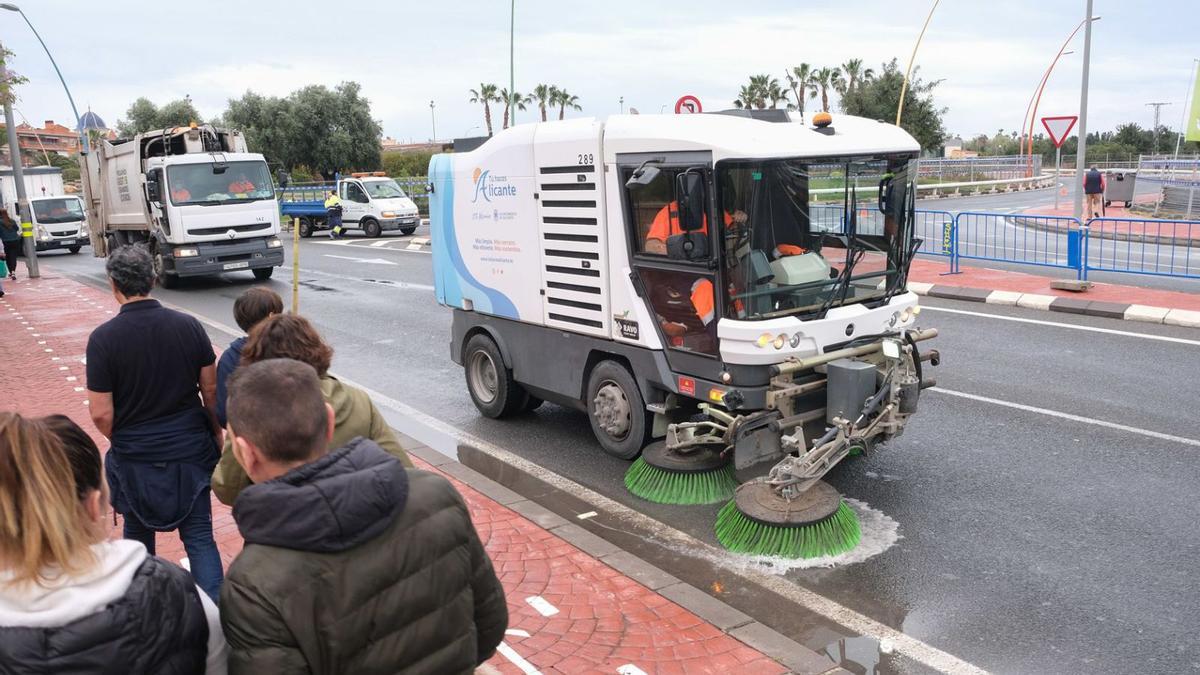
left=715, top=479, right=862, bottom=558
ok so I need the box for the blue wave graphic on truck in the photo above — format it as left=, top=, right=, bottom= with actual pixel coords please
left=429, top=155, right=519, bottom=319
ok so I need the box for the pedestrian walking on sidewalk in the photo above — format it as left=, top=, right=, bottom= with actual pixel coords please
left=215, top=287, right=283, bottom=427
left=1084, top=165, right=1106, bottom=219
left=211, top=313, right=412, bottom=505
left=220, top=359, right=507, bottom=674
left=0, top=245, right=7, bottom=298
left=85, top=246, right=225, bottom=602
left=0, top=210, right=19, bottom=282
left=0, top=413, right=228, bottom=674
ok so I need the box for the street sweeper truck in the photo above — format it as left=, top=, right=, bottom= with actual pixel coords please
left=430, top=110, right=939, bottom=559
left=79, top=124, right=283, bottom=288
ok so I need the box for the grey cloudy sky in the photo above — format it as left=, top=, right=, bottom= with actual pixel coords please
left=2, top=0, right=1195, bottom=144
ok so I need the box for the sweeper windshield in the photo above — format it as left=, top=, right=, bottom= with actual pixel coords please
left=717, top=155, right=918, bottom=321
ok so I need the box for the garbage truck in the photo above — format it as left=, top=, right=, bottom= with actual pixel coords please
left=430, top=111, right=939, bottom=552
left=79, top=124, right=283, bottom=287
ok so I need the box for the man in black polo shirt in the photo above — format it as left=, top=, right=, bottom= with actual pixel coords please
left=87, top=245, right=224, bottom=601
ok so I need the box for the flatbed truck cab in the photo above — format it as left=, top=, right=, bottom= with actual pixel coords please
left=430, top=112, right=936, bottom=481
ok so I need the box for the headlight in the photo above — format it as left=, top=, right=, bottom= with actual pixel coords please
left=381, top=211, right=396, bottom=218
left=36, top=225, right=49, bottom=239
left=912, top=305, right=922, bottom=316
left=174, top=247, right=199, bottom=258
left=267, top=237, right=283, bottom=248
left=900, top=307, right=913, bottom=322
left=772, top=334, right=787, bottom=350
left=756, top=333, right=773, bottom=348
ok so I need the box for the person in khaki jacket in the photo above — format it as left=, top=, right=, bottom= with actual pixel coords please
left=220, top=358, right=507, bottom=673
left=211, top=314, right=412, bottom=505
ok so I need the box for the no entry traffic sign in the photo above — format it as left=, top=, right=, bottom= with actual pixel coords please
left=1041, top=116, right=1078, bottom=148
left=675, top=95, right=702, bottom=114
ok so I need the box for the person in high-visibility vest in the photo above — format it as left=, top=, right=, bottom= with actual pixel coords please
left=644, top=202, right=745, bottom=255
left=324, top=190, right=343, bottom=239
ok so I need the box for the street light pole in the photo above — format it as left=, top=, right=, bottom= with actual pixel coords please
left=509, top=0, right=515, bottom=126
left=619, top=96, right=624, bottom=114
left=896, top=0, right=939, bottom=126
left=429, top=100, right=437, bottom=142
left=1072, top=0, right=1095, bottom=221
left=0, top=3, right=87, bottom=155
left=0, top=46, right=36, bottom=277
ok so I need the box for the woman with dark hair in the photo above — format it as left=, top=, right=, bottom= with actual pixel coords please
left=211, top=313, right=412, bottom=504
left=0, top=209, right=19, bottom=282
left=0, top=413, right=228, bottom=673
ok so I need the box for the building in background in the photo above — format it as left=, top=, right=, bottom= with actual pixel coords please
left=0, top=120, right=80, bottom=165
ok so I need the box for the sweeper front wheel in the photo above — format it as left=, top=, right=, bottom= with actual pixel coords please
left=624, top=441, right=737, bottom=505
left=715, top=479, right=861, bottom=559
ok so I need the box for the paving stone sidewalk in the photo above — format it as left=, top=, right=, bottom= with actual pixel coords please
left=1, top=269, right=840, bottom=675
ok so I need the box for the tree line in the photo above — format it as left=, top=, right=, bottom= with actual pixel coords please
left=115, top=83, right=383, bottom=181
left=732, top=58, right=947, bottom=152
left=468, top=84, right=581, bottom=136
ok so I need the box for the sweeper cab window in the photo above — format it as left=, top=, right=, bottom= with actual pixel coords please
left=717, top=155, right=917, bottom=321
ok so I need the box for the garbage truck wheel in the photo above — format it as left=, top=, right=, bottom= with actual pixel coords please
left=586, top=360, right=650, bottom=459
left=464, top=334, right=527, bottom=418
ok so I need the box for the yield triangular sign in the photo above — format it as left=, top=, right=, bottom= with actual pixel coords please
left=1041, top=116, right=1078, bottom=148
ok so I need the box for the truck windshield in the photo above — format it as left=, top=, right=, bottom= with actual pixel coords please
left=362, top=179, right=407, bottom=199
left=167, top=161, right=274, bottom=206
left=32, top=198, right=84, bottom=224
left=717, top=155, right=917, bottom=321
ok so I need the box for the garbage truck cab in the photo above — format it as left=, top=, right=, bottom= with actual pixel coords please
left=430, top=112, right=937, bottom=494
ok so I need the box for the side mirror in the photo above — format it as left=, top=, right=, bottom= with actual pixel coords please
left=146, top=180, right=161, bottom=203
left=625, top=164, right=660, bottom=188
left=675, top=170, right=706, bottom=232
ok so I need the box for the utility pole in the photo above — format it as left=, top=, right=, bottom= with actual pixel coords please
left=0, top=44, right=36, bottom=277
left=1072, top=0, right=1095, bottom=221
left=1146, top=102, right=1171, bottom=155
left=429, top=100, right=437, bottom=142
left=619, top=96, right=624, bottom=114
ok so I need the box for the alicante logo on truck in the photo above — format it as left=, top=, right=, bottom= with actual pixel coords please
left=471, top=167, right=517, bottom=203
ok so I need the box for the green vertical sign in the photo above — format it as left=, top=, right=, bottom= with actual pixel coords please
left=1188, top=68, right=1200, bottom=142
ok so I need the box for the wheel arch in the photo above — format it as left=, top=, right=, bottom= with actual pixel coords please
left=460, top=324, right=515, bottom=370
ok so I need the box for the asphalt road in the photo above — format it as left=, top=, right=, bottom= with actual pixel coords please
left=39, top=188, right=1200, bottom=674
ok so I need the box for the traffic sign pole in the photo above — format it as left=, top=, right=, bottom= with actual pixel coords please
left=1055, top=145, right=1062, bottom=211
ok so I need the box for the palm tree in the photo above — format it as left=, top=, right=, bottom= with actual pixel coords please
left=785, top=64, right=817, bottom=116
left=764, top=78, right=788, bottom=109
left=468, top=83, right=500, bottom=135
left=552, top=88, right=582, bottom=120
left=498, top=88, right=529, bottom=129
left=813, top=67, right=839, bottom=113
left=733, top=84, right=757, bottom=109
left=532, top=84, right=556, bottom=122
left=837, top=59, right=875, bottom=98
left=749, top=75, right=774, bottom=109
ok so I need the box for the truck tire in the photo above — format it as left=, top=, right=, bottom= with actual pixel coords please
left=363, top=218, right=382, bottom=238
left=299, top=218, right=314, bottom=238
left=153, top=251, right=179, bottom=289
left=586, top=360, right=651, bottom=459
left=464, top=333, right=528, bottom=418
left=253, top=267, right=274, bottom=280
left=68, top=246, right=81, bottom=254
left=400, top=226, right=417, bottom=236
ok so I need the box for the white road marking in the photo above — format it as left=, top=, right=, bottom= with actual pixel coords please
left=496, top=642, right=541, bottom=675
left=370, top=240, right=389, bottom=247
left=309, top=239, right=431, bottom=255
left=504, top=629, right=531, bottom=638
left=576, top=511, right=598, bottom=520
left=931, top=387, right=1200, bottom=448
left=617, top=665, right=649, bottom=675
left=323, top=254, right=397, bottom=266
left=922, top=305, right=1200, bottom=347
left=525, top=595, right=560, bottom=617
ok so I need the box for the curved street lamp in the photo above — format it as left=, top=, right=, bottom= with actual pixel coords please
left=0, top=2, right=87, bottom=154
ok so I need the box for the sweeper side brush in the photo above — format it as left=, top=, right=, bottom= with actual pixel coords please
left=714, top=480, right=861, bottom=558
left=624, top=441, right=738, bottom=505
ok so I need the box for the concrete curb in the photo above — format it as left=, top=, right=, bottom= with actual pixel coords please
left=403, top=442, right=848, bottom=675
left=908, top=280, right=1200, bottom=328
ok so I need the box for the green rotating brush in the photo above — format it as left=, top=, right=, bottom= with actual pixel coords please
left=715, top=479, right=861, bottom=558
left=624, top=441, right=738, bottom=505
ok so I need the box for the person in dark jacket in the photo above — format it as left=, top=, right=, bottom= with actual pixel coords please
left=0, top=209, right=20, bottom=281
left=215, top=287, right=283, bottom=427
left=0, top=412, right=227, bottom=674
left=220, top=359, right=507, bottom=674
left=1083, top=165, right=1106, bottom=218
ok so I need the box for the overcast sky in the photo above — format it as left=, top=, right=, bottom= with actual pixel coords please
left=2, top=0, right=1195, bottom=145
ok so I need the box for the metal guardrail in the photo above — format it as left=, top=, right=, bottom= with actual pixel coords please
left=906, top=211, right=1200, bottom=281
